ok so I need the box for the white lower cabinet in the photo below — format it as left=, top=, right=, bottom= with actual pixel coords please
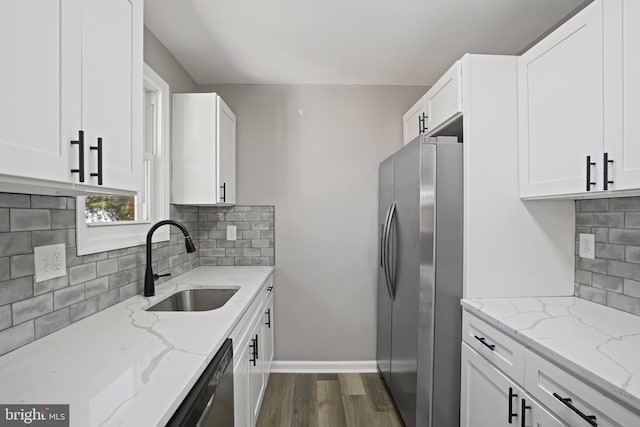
left=232, top=276, right=275, bottom=427
left=462, top=310, right=640, bottom=427
left=234, top=340, right=252, bottom=427
left=461, top=343, right=563, bottom=427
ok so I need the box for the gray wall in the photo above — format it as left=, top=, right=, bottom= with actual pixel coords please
left=197, top=84, right=426, bottom=361
left=144, top=26, right=198, bottom=93
left=575, top=198, right=640, bottom=316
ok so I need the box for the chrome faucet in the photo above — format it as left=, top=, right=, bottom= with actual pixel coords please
left=144, top=220, right=196, bottom=297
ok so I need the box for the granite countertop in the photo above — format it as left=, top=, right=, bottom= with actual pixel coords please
left=461, top=296, right=640, bottom=410
left=0, top=266, right=274, bottom=427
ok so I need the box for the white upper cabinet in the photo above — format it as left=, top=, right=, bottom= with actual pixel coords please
left=0, top=0, right=143, bottom=195
left=402, top=61, right=462, bottom=145
left=172, top=93, right=237, bottom=205
left=425, top=61, right=462, bottom=133
left=81, top=0, right=143, bottom=192
left=402, top=94, right=427, bottom=145
left=0, top=0, right=81, bottom=185
left=608, top=0, right=640, bottom=191
left=519, top=0, right=604, bottom=197
left=519, top=0, right=639, bottom=198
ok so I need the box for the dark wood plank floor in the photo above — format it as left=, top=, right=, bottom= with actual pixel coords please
left=256, top=373, right=404, bottom=427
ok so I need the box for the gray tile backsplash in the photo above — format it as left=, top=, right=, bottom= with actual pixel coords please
left=197, top=206, right=275, bottom=267
left=575, top=197, right=640, bottom=316
left=0, top=193, right=200, bottom=356
left=0, top=193, right=275, bottom=356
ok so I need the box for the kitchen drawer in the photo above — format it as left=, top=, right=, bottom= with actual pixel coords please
left=462, top=311, right=525, bottom=384
left=525, top=350, right=640, bottom=427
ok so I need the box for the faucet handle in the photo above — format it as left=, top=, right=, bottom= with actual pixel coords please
left=153, top=273, right=171, bottom=281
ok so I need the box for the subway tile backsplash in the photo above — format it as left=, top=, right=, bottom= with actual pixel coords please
left=575, top=198, right=640, bottom=316
left=0, top=192, right=275, bottom=356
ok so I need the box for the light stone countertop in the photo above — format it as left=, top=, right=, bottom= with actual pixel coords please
left=0, top=266, right=274, bottom=427
left=461, top=296, right=640, bottom=411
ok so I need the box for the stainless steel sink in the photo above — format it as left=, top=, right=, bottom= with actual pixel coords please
left=146, top=288, right=238, bottom=312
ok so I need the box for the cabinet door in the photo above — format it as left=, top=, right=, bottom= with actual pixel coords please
left=425, top=61, right=462, bottom=133
left=525, top=394, right=566, bottom=427
left=518, top=0, right=604, bottom=197
left=217, top=96, right=236, bottom=204
left=402, top=95, right=426, bottom=145
left=248, top=320, right=265, bottom=425
left=606, top=0, right=640, bottom=190
left=461, top=343, right=523, bottom=427
left=263, top=294, right=274, bottom=384
left=81, top=0, right=143, bottom=192
left=0, top=0, right=80, bottom=184
left=234, top=341, right=251, bottom=427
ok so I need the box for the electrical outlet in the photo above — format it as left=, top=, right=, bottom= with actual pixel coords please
left=34, top=243, right=67, bottom=282
left=579, top=233, right=595, bottom=259
left=227, top=225, right=237, bottom=241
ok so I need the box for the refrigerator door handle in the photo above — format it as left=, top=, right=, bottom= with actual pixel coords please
left=381, top=203, right=394, bottom=299
left=384, top=201, right=397, bottom=298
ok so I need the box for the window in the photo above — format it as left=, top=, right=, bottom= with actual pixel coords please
left=76, top=64, right=170, bottom=255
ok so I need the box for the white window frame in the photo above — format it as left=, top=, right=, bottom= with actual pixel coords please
left=76, top=64, right=171, bottom=255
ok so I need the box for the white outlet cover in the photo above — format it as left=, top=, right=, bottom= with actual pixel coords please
left=34, top=243, right=67, bottom=283
left=227, top=225, right=237, bottom=241
left=579, top=233, right=595, bottom=259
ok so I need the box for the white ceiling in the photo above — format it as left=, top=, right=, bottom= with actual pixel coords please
left=144, top=0, right=587, bottom=86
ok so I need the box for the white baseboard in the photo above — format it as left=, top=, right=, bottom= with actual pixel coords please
left=270, top=360, right=378, bottom=373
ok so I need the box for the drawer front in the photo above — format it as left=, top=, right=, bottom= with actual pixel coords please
left=462, top=311, right=526, bottom=384
left=525, top=350, right=640, bottom=427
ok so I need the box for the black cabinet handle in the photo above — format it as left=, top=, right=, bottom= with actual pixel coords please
left=249, top=337, right=257, bottom=366
left=520, top=399, right=531, bottom=427
left=90, top=137, right=103, bottom=185
left=603, top=152, right=614, bottom=190
left=70, top=130, right=85, bottom=183
left=474, top=335, right=496, bottom=351
left=422, top=112, right=428, bottom=133
left=255, top=334, right=259, bottom=360
left=220, top=182, right=226, bottom=203
left=265, top=308, right=271, bottom=328
left=553, top=393, right=597, bottom=426
left=508, top=387, right=518, bottom=424
left=586, top=155, right=596, bottom=191
left=267, top=286, right=273, bottom=292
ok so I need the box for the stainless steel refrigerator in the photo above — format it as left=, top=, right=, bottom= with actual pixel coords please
left=377, top=136, right=463, bottom=427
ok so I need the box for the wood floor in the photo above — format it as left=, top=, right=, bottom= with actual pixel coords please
left=256, top=373, right=404, bottom=427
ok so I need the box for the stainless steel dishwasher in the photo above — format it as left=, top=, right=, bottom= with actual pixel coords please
left=167, top=339, right=234, bottom=426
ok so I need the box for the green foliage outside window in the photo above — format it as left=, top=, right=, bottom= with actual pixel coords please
left=85, top=196, right=135, bottom=222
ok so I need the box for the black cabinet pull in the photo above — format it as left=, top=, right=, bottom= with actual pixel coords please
left=70, top=130, right=85, bottom=183
left=553, top=393, right=597, bottom=426
left=267, top=286, right=273, bottom=292
left=603, top=152, right=614, bottom=190
left=220, top=182, right=226, bottom=203
left=520, top=399, right=531, bottom=427
left=508, top=387, right=518, bottom=424
left=249, top=337, right=257, bottom=366
left=90, top=137, right=103, bottom=185
left=586, top=156, right=596, bottom=191
left=422, top=112, right=428, bottom=133
left=265, top=308, right=271, bottom=328
left=255, top=334, right=259, bottom=360
left=474, top=335, right=495, bottom=351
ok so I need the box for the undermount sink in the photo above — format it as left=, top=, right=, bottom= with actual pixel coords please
left=146, top=288, right=238, bottom=312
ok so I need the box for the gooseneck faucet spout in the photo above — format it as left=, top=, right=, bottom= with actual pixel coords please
left=144, top=220, right=196, bottom=297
